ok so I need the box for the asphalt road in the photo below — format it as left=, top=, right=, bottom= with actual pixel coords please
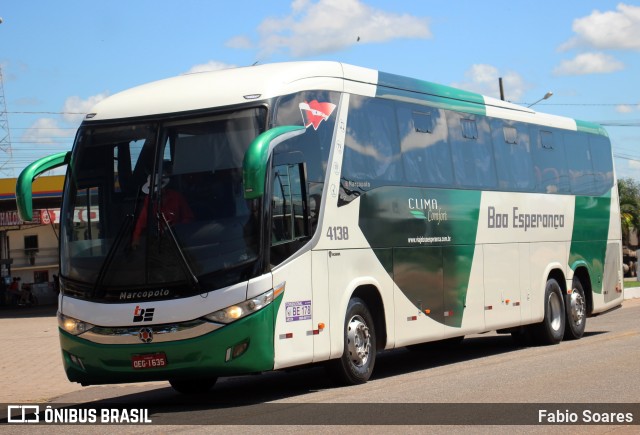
left=5, top=298, right=640, bottom=433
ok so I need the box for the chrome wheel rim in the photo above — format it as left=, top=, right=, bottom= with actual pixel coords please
left=548, top=290, right=563, bottom=332
left=346, top=315, right=370, bottom=367
left=569, top=289, right=586, bottom=327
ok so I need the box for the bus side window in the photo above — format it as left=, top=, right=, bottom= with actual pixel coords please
left=589, top=135, right=614, bottom=195
left=447, top=112, right=497, bottom=189
left=343, top=95, right=403, bottom=184
left=564, top=132, right=595, bottom=195
left=491, top=120, right=535, bottom=191
left=397, top=105, right=453, bottom=187
left=270, top=160, right=309, bottom=266
left=531, top=129, right=570, bottom=194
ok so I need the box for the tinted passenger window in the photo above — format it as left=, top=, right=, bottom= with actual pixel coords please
left=491, top=120, right=534, bottom=191
left=589, top=135, right=614, bottom=195
left=397, top=106, right=453, bottom=186
left=564, top=132, right=595, bottom=195
left=531, top=129, right=570, bottom=194
left=447, top=112, right=497, bottom=189
left=343, top=95, right=403, bottom=183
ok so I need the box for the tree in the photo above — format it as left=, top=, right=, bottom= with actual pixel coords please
left=618, top=178, right=640, bottom=247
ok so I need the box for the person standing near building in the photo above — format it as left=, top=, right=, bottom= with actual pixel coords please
left=7, top=277, right=20, bottom=305
left=0, top=277, right=6, bottom=306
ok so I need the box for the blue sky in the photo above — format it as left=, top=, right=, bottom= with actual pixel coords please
left=1, top=1, right=639, bottom=179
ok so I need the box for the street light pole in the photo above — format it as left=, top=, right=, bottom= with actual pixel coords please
left=527, top=91, right=553, bottom=108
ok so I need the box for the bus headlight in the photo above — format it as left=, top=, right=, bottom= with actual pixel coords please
left=58, top=312, right=95, bottom=335
left=203, top=289, right=275, bottom=324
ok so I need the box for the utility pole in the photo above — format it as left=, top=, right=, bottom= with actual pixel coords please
left=0, top=66, right=14, bottom=177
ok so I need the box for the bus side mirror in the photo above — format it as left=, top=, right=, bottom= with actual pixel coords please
left=16, top=151, right=71, bottom=221
left=243, top=126, right=305, bottom=200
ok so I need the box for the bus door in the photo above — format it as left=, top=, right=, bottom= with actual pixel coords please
left=270, top=153, right=315, bottom=368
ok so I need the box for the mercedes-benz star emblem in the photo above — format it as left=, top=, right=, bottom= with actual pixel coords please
left=138, top=327, right=154, bottom=343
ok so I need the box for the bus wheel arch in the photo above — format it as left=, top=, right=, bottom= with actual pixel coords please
left=350, top=285, right=387, bottom=351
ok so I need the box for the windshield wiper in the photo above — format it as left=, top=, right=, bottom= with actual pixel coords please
left=157, top=211, right=201, bottom=292
left=92, top=214, right=134, bottom=296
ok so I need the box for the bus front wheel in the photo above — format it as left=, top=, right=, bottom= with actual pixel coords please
left=169, top=377, right=217, bottom=394
left=328, top=297, right=377, bottom=385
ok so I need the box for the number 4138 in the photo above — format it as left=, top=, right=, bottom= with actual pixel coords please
left=326, top=226, right=349, bottom=241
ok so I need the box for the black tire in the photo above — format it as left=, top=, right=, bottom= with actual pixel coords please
left=169, top=377, right=217, bottom=394
left=532, top=278, right=566, bottom=345
left=327, top=297, right=376, bottom=385
left=564, top=278, right=587, bottom=340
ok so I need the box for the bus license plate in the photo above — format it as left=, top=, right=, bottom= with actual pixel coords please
left=132, top=352, right=167, bottom=369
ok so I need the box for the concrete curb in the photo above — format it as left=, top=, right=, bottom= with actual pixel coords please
left=624, top=286, right=640, bottom=299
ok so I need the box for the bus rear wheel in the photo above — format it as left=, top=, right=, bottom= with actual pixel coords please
left=564, top=278, right=587, bottom=340
left=532, top=278, right=565, bottom=345
left=328, top=297, right=376, bottom=385
left=169, top=377, right=217, bottom=394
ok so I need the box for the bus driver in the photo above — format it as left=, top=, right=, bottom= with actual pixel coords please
left=131, top=173, right=194, bottom=248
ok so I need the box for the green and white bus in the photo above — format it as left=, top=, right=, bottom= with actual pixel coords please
left=17, top=61, right=623, bottom=393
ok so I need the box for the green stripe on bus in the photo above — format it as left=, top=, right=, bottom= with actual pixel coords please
left=359, top=187, right=481, bottom=327
left=376, top=72, right=486, bottom=116
left=575, top=120, right=609, bottom=137
left=568, top=191, right=612, bottom=294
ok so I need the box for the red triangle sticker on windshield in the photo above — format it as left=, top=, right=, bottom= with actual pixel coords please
left=299, top=100, right=336, bottom=130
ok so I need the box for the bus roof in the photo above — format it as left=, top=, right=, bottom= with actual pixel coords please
left=85, top=61, right=605, bottom=135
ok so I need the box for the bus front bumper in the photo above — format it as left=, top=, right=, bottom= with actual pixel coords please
left=59, top=302, right=277, bottom=386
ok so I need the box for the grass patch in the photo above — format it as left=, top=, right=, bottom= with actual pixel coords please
left=624, top=280, right=640, bottom=288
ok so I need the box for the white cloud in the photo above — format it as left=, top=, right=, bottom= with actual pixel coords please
left=560, top=3, right=640, bottom=51
left=20, top=93, right=108, bottom=146
left=20, top=118, right=74, bottom=145
left=451, top=64, right=529, bottom=101
left=252, top=0, right=431, bottom=58
left=225, top=35, right=253, bottom=50
left=553, top=52, right=624, bottom=76
left=63, top=93, right=109, bottom=124
left=616, top=104, right=640, bottom=113
left=617, top=105, right=634, bottom=113
left=184, top=61, right=237, bottom=75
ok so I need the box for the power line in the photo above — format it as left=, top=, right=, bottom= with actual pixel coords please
left=11, top=127, right=78, bottom=130
left=596, top=121, right=640, bottom=127
left=614, top=154, right=640, bottom=163
left=517, top=103, right=640, bottom=107
left=6, top=111, right=86, bottom=115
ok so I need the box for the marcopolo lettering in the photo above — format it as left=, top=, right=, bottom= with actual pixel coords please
left=488, top=206, right=565, bottom=231
left=119, top=289, right=171, bottom=300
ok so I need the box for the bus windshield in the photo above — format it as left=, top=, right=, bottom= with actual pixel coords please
left=60, top=107, right=267, bottom=301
